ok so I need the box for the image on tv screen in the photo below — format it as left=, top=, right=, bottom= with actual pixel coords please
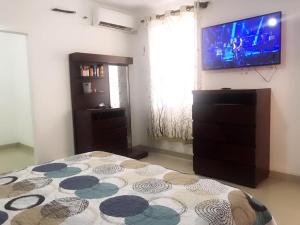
left=202, top=12, right=282, bottom=70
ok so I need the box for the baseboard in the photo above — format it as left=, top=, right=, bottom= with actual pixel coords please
left=0, top=143, right=33, bottom=151
left=0, top=143, right=19, bottom=150
left=133, top=145, right=193, bottom=160
left=17, top=143, right=34, bottom=151
left=269, top=171, right=300, bottom=182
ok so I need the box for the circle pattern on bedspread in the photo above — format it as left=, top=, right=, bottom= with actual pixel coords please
left=13, top=177, right=53, bottom=191
left=120, top=160, right=148, bottom=169
left=41, top=197, right=89, bottom=219
left=163, top=172, right=199, bottom=185
left=75, top=183, right=119, bottom=199
left=149, top=197, right=187, bottom=216
left=195, top=199, right=233, bottom=225
left=65, top=154, right=90, bottom=162
left=100, top=195, right=149, bottom=217
left=125, top=205, right=180, bottom=225
left=59, top=176, right=99, bottom=190
left=186, top=179, right=230, bottom=195
left=5, top=194, right=45, bottom=211
left=133, top=178, right=171, bottom=194
left=0, top=176, right=18, bottom=185
left=45, top=167, right=82, bottom=178
left=93, top=164, right=124, bottom=175
left=135, top=165, right=166, bottom=176
left=32, top=163, right=67, bottom=173
left=0, top=211, right=8, bottom=224
left=90, top=151, right=113, bottom=158
left=10, top=206, right=66, bottom=225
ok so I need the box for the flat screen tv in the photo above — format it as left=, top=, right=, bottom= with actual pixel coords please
left=202, top=12, right=282, bottom=70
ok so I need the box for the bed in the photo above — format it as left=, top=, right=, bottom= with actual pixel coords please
left=0, top=151, right=277, bottom=225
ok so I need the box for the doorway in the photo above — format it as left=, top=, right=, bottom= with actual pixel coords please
left=0, top=31, right=35, bottom=173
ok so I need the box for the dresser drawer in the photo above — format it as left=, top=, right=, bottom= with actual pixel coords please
left=193, top=123, right=255, bottom=146
left=193, top=158, right=256, bottom=187
left=93, top=117, right=126, bottom=130
left=192, top=104, right=255, bottom=126
left=193, top=91, right=256, bottom=105
left=193, top=140, right=255, bottom=166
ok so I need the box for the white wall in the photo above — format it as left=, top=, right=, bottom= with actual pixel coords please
left=131, top=0, right=300, bottom=176
left=200, top=0, right=300, bottom=176
left=0, top=32, right=34, bottom=147
left=0, top=33, right=18, bottom=145
left=0, top=0, right=133, bottom=163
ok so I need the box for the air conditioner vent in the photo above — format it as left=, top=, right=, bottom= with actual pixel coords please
left=98, top=22, right=134, bottom=32
left=93, top=7, right=137, bottom=33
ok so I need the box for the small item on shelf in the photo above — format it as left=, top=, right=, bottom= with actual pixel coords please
left=96, top=66, right=100, bottom=77
left=98, top=102, right=106, bottom=108
left=100, top=65, right=104, bottom=77
left=93, top=65, right=97, bottom=77
left=83, top=66, right=89, bottom=77
left=82, top=82, right=92, bottom=94
left=80, top=65, right=84, bottom=77
left=89, top=66, right=93, bottom=77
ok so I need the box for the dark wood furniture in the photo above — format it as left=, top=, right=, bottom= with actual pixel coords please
left=69, top=53, right=147, bottom=158
left=192, top=89, right=271, bottom=187
left=74, top=108, right=128, bottom=156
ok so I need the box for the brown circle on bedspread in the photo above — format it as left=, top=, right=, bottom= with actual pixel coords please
left=120, top=160, right=148, bottom=169
left=11, top=206, right=65, bottom=225
left=163, top=172, right=199, bottom=185
left=0, top=184, right=31, bottom=199
left=228, top=190, right=256, bottom=225
left=90, top=151, right=113, bottom=158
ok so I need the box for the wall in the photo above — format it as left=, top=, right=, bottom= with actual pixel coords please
left=0, top=32, right=34, bottom=147
left=200, top=0, right=300, bottom=176
left=0, top=32, right=18, bottom=145
left=0, top=0, right=133, bottom=163
left=131, top=0, right=300, bottom=176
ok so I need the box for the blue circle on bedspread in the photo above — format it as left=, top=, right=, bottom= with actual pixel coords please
left=60, top=175, right=99, bottom=190
left=32, top=163, right=67, bottom=172
left=0, top=211, right=8, bottom=224
left=75, top=183, right=119, bottom=199
left=45, top=167, right=81, bottom=178
left=100, top=195, right=149, bottom=217
left=125, top=205, right=180, bottom=225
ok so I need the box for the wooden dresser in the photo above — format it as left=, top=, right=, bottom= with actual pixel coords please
left=192, top=89, right=271, bottom=187
left=74, top=108, right=128, bottom=156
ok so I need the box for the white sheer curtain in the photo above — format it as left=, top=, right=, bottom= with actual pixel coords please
left=147, top=9, right=197, bottom=142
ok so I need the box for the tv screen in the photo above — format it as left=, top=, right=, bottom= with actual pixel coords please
left=202, top=12, right=282, bottom=70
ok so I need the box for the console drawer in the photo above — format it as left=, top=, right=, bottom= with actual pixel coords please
left=193, top=123, right=256, bottom=146
left=192, top=104, right=255, bottom=126
left=193, top=157, right=255, bottom=187
left=193, top=140, right=255, bottom=165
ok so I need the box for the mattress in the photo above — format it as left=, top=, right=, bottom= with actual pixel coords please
left=0, top=151, right=277, bottom=225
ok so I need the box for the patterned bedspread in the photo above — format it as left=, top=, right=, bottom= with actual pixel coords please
left=0, top=151, right=277, bottom=225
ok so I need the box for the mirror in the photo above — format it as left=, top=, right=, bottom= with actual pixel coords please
left=108, top=65, right=132, bottom=148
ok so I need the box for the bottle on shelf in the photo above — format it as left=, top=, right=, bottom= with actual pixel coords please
left=100, top=65, right=104, bottom=77
left=89, top=66, right=93, bottom=77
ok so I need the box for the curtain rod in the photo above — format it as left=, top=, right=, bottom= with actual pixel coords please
left=140, top=1, right=209, bottom=23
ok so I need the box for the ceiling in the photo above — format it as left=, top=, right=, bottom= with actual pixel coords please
left=94, top=0, right=177, bottom=11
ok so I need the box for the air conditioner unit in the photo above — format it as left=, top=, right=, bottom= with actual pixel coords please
left=92, top=7, right=137, bottom=33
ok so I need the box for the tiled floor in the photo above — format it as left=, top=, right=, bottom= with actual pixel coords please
left=141, top=152, right=300, bottom=225
left=0, top=145, right=35, bottom=174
